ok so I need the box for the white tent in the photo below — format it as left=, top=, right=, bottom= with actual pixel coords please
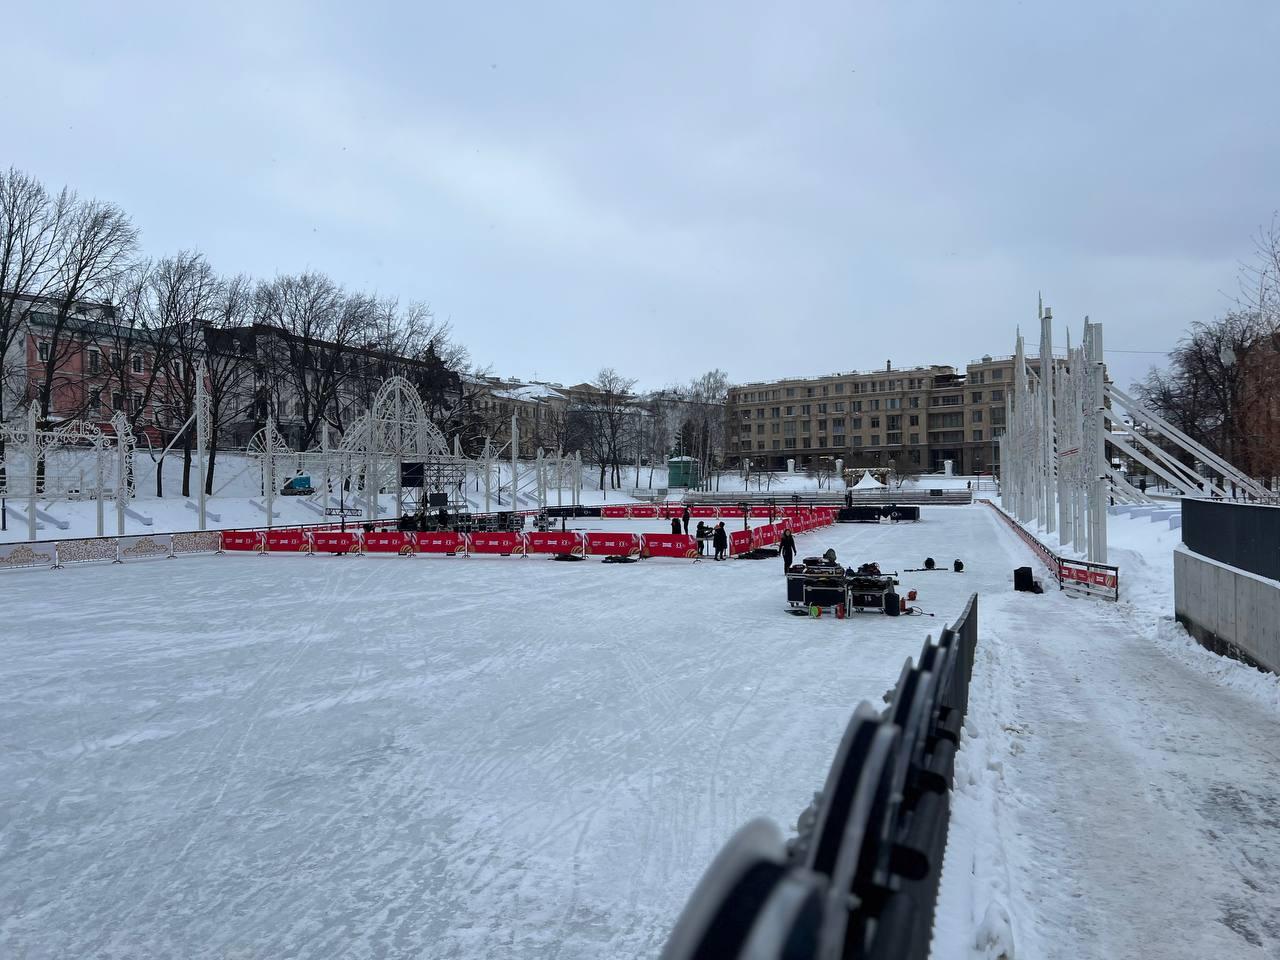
left=853, top=471, right=885, bottom=489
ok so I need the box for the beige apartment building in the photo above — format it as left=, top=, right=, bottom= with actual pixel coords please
left=725, top=356, right=1021, bottom=475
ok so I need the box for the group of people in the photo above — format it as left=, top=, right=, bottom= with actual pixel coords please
left=666, top=507, right=730, bottom=560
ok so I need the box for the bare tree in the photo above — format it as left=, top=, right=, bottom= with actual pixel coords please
left=0, top=169, right=71, bottom=490
left=33, top=196, right=138, bottom=424
left=201, top=273, right=257, bottom=494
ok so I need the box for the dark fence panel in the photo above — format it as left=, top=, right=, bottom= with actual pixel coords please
left=1182, top=499, right=1280, bottom=581
left=660, top=594, right=980, bottom=960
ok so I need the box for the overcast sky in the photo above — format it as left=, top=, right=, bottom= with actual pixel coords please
left=5, top=2, right=1278, bottom=392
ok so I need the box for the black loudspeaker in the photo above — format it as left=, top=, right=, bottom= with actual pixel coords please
left=883, top=591, right=900, bottom=616
left=1014, top=566, right=1035, bottom=592
left=427, top=491, right=449, bottom=507
left=401, top=462, right=424, bottom=486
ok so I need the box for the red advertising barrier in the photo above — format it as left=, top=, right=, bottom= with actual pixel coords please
left=312, top=531, right=360, bottom=554
left=641, top=533, right=700, bottom=559
left=416, top=532, right=468, bottom=555
left=629, top=504, right=659, bottom=519
left=363, top=531, right=416, bottom=555
left=755, top=524, right=779, bottom=546
left=690, top=505, right=719, bottom=518
left=719, top=506, right=746, bottom=518
left=584, top=532, right=641, bottom=557
left=526, top=532, right=584, bottom=556
left=660, top=503, right=687, bottom=518
left=601, top=505, right=631, bottom=519
left=469, top=532, right=526, bottom=555
left=221, top=530, right=266, bottom=552
left=265, top=530, right=311, bottom=553
left=729, top=529, right=753, bottom=555
left=748, top=506, right=776, bottom=519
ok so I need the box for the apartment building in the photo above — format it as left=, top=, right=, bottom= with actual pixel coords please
left=725, top=356, right=1020, bottom=475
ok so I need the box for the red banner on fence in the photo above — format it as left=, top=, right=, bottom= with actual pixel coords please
left=415, top=532, right=467, bottom=555
left=748, top=506, right=775, bottom=519
left=641, top=533, right=699, bottom=559
left=526, top=532, right=584, bottom=555
left=718, top=506, right=746, bottom=518
left=584, top=532, right=641, bottom=557
left=265, top=530, right=311, bottom=553
left=660, top=503, right=687, bottom=518
left=363, top=531, right=415, bottom=555
left=221, top=531, right=266, bottom=552
left=629, top=504, right=659, bottom=519
left=312, top=531, right=360, bottom=554
left=729, top=529, right=753, bottom=555
left=468, top=532, right=525, bottom=555
left=755, top=524, right=779, bottom=546
left=690, top=505, right=718, bottom=518
left=601, top=505, right=631, bottom=519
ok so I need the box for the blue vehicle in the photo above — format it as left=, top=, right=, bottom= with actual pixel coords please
left=281, top=472, right=314, bottom=496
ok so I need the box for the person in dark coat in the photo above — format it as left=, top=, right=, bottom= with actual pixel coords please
left=681, top=506, right=691, bottom=535
left=712, top=521, right=728, bottom=560
left=780, top=529, right=796, bottom=571
left=695, top=521, right=709, bottom=555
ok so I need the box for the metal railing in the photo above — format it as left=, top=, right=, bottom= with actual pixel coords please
left=660, top=595, right=979, bottom=960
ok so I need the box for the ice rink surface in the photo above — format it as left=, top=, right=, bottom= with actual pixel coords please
left=1, top=509, right=978, bottom=959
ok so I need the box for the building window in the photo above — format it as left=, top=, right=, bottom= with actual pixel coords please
left=993, top=369, right=1004, bottom=381
left=88, top=350, right=101, bottom=373
left=112, top=392, right=123, bottom=411
left=132, top=392, right=144, bottom=413
left=771, top=407, right=780, bottom=417
left=834, top=402, right=845, bottom=412
left=871, top=435, right=880, bottom=446
left=909, top=432, right=919, bottom=444
left=785, top=387, right=796, bottom=398
left=853, top=436, right=863, bottom=447
left=851, top=418, right=862, bottom=430
left=806, top=387, right=815, bottom=397
left=817, top=403, right=827, bottom=414
left=870, top=417, right=880, bottom=428
left=971, top=392, right=983, bottom=402
left=909, top=396, right=920, bottom=408
left=887, top=432, right=902, bottom=444
left=784, top=422, right=796, bottom=437
left=910, top=450, right=921, bottom=464
left=818, top=419, right=827, bottom=431
left=90, top=391, right=101, bottom=412
left=771, top=423, right=780, bottom=434
left=772, top=440, right=780, bottom=450
left=909, top=414, right=919, bottom=426
left=801, top=420, right=810, bottom=432
left=972, top=409, right=983, bottom=423
left=821, top=385, right=829, bottom=396
left=784, top=438, right=796, bottom=449
left=38, top=341, right=50, bottom=362
left=991, top=390, right=1004, bottom=402
left=973, top=430, right=983, bottom=441
left=835, top=383, right=845, bottom=394
left=757, top=441, right=765, bottom=450
left=756, top=408, right=765, bottom=419
left=785, top=405, right=795, bottom=416
left=851, top=401, right=862, bottom=412
left=756, top=423, right=765, bottom=434
left=800, top=404, right=810, bottom=415
left=132, top=355, right=143, bottom=374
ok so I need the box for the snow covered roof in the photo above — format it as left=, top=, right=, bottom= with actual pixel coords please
left=853, top=471, right=885, bottom=489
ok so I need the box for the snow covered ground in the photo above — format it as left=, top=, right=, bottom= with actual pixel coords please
left=5, top=503, right=1275, bottom=959
left=1, top=509, right=980, bottom=959
left=934, top=503, right=1280, bottom=960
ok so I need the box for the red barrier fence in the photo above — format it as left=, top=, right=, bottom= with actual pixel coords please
left=363, top=531, right=416, bottom=555
left=416, top=532, right=467, bottom=555
left=601, top=505, right=631, bottom=519
left=526, top=532, right=584, bottom=556
left=468, top=532, right=525, bottom=555
left=312, top=531, right=361, bottom=554
left=629, top=505, right=659, bottom=519
left=690, top=506, right=718, bottom=518
left=584, top=532, right=641, bottom=557
left=266, top=530, right=311, bottom=553
left=222, top=531, right=265, bottom=552
left=641, top=533, right=699, bottom=559
left=729, top=529, right=753, bottom=555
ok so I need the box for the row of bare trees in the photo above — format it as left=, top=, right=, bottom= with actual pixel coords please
left=1136, top=221, right=1280, bottom=484
left=2, top=167, right=469, bottom=497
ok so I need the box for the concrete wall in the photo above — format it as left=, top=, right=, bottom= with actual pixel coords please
left=1174, top=545, right=1280, bottom=675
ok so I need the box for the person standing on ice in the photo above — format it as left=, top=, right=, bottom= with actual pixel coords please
left=712, top=521, right=728, bottom=560
left=671, top=516, right=682, bottom=535
left=780, top=528, right=796, bottom=571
